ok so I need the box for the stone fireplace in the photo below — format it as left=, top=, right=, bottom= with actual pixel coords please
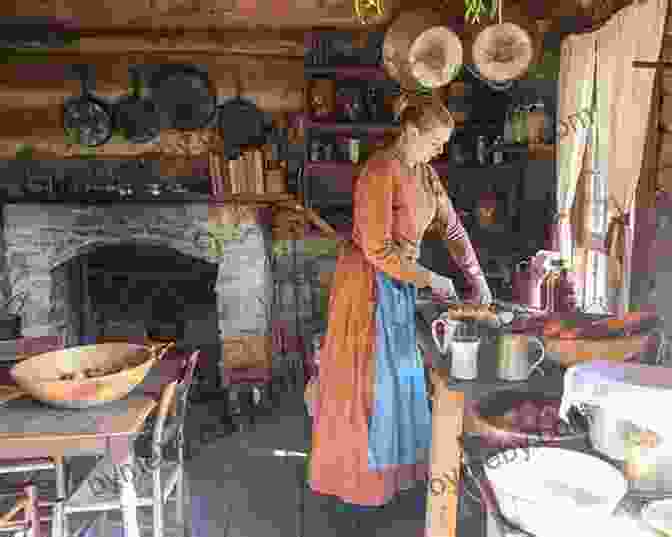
left=0, top=203, right=272, bottom=372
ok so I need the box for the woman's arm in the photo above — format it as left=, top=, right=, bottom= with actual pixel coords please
left=353, top=159, right=432, bottom=288
left=427, top=166, right=492, bottom=303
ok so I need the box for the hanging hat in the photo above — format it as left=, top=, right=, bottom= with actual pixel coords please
left=472, top=23, right=534, bottom=83
left=383, top=9, right=463, bottom=91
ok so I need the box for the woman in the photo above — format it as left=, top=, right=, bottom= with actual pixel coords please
left=309, top=93, right=492, bottom=519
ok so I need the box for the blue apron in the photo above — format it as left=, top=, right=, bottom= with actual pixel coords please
left=367, top=271, right=432, bottom=470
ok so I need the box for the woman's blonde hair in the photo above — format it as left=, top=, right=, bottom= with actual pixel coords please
left=395, top=91, right=455, bottom=134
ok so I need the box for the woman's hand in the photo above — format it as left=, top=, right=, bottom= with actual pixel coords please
left=428, top=272, right=459, bottom=302
left=466, top=274, right=493, bottom=305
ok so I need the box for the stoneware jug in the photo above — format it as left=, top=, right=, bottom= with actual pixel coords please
left=497, top=334, right=545, bottom=381
left=450, top=336, right=481, bottom=380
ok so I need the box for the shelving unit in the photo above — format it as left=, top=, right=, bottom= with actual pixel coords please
left=305, top=119, right=400, bottom=136
left=301, top=33, right=557, bottom=246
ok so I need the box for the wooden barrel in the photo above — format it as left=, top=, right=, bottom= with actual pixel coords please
left=382, top=9, right=463, bottom=91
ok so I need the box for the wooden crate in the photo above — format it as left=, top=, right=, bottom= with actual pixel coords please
left=221, top=334, right=273, bottom=370
left=265, top=168, right=288, bottom=194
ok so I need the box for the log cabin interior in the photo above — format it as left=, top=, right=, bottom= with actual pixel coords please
left=0, top=0, right=670, bottom=536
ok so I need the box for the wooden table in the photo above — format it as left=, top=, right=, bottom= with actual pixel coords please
left=0, top=393, right=156, bottom=537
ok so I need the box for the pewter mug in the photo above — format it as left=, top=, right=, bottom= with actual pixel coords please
left=497, top=334, right=545, bottom=381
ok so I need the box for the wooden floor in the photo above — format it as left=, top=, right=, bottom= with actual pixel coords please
left=6, top=389, right=485, bottom=537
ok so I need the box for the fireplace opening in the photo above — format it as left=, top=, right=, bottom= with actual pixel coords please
left=54, top=243, right=218, bottom=347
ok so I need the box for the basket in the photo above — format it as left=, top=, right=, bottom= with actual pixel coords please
left=10, top=342, right=174, bottom=409
left=472, top=23, right=533, bottom=83
left=543, top=333, right=653, bottom=368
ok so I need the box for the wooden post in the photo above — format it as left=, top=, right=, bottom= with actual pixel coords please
left=426, top=381, right=464, bottom=537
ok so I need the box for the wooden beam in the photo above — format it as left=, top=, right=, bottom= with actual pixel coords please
left=426, top=385, right=464, bottom=537
left=634, top=61, right=672, bottom=69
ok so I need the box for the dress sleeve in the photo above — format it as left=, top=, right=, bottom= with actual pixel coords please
left=428, top=166, right=485, bottom=284
left=353, top=161, right=432, bottom=288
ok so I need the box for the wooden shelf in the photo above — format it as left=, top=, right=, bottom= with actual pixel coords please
left=431, top=159, right=524, bottom=174
left=2, top=195, right=210, bottom=204
left=304, top=226, right=351, bottom=241
left=1, top=193, right=294, bottom=204
left=304, top=65, right=388, bottom=80
left=486, top=143, right=555, bottom=160
left=529, top=144, right=555, bottom=160
left=488, top=143, right=529, bottom=154
left=305, top=160, right=357, bottom=176
left=305, top=119, right=400, bottom=136
left=209, top=193, right=296, bottom=205
left=304, top=160, right=523, bottom=181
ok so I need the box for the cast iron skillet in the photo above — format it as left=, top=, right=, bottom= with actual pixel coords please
left=114, top=67, right=161, bottom=144
left=217, top=72, right=266, bottom=158
left=150, top=64, right=217, bottom=130
left=62, top=64, right=114, bottom=147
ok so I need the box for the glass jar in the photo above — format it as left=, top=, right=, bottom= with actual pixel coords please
left=513, top=106, right=529, bottom=144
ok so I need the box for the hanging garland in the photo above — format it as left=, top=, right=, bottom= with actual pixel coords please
left=354, top=0, right=384, bottom=25
left=464, top=0, right=498, bottom=24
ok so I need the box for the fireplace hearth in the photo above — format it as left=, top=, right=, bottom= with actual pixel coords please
left=1, top=202, right=273, bottom=387
left=63, top=243, right=218, bottom=345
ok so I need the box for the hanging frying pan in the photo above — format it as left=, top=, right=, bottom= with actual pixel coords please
left=62, top=65, right=114, bottom=147
left=150, top=64, right=217, bottom=130
left=217, top=70, right=266, bottom=158
left=114, top=67, right=161, bottom=144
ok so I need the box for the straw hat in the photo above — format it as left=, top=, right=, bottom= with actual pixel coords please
left=383, top=9, right=463, bottom=91
left=472, top=23, right=534, bottom=82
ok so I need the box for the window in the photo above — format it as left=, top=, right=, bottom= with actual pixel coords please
left=582, top=131, right=611, bottom=314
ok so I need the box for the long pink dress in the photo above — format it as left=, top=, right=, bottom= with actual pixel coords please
left=309, top=148, right=485, bottom=506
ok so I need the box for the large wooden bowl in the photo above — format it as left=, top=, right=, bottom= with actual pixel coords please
left=10, top=342, right=174, bottom=409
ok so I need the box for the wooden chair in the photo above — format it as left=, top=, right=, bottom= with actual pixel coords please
left=0, top=483, right=41, bottom=537
left=0, top=337, right=67, bottom=537
left=64, top=351, right=201, bottom=537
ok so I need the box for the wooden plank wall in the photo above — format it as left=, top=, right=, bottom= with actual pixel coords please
left=0, top=52, right=305, bottom=159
